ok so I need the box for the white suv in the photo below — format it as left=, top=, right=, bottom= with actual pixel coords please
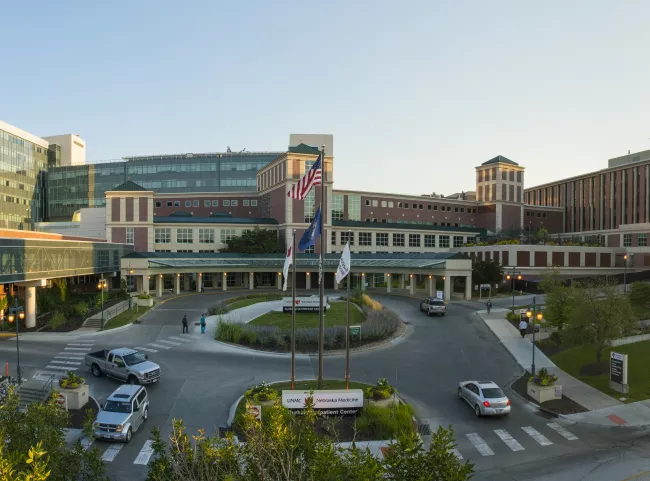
left=419, top=298, right=447, bottom=316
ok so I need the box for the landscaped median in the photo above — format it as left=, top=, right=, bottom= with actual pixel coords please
left=213, top=292, right=404, bottom=352
left=103, top=303, right=153, bottom=330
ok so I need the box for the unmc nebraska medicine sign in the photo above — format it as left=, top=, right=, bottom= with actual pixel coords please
left=282, top=389, right=364, bottom=416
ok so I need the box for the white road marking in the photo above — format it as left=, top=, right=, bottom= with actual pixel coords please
left=133, top=440, right=154, bottom=465
left=46, top=365, right=78, bottom=371
left=157, top=340, right=181, bottom=346
left=67, top=343, right=94, bottom=347
left=168, top=336, right=191, bottom=342
left=450, top=448, right=463, bottom=460
left=54, top=355, right=84, bottom=360
left=147, top=343, right=171, bottom=350
left=465, top=433, right=494, bottom=456
left=494, top=429, right=525, bottom=451
left=34, top=370, right=62, bottom=379
left=522, top=426, right=553, bottom=446
left=80, top=437, right=92, bottom=451
left=547, top=422, right=579, bottom=441
left=64, top=347, right=92, bottom=351
left=101, top=444, right=123, bottom=462
left=50, top=360, right=81, bottom=365
left=134, top=346, right=158, bottom=353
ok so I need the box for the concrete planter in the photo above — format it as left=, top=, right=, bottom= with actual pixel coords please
left=527, top=383, right=562, bottom=403
left=59, top=384, right=90, bottom=410
left=137, top=297, right=154, bottom=307
left=368, top=394, right=397, bottom=408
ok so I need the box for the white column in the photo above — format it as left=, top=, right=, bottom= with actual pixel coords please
left=563, top=251, right=569, bottom=267
left=361, top=274, right=366, bottom=291
left=249, top=272, right=255, bottom=290
left=465, top=276, right=472, bottom=300
left=136, top=276, right=143, bottom=293
left=174, top=274, right=180, bottom=294
left=25, top=286, right=36, bottom=329
left=428, top=276, right=435, bottom=297
left=399, top=275, right=405, bottom=290
left=306, top=273, right=311, bottom=290
left=277, top=273, right=282, bottom=290
left=529, top=250, right=535, bottom=267
left=143, top=276, right=150, bottom=295
left=334, top=279, right=339, bottom=290
left=387, top=275, right=392, bottom=293
left=580, top=252, right=586, bottom=267
left=196, top=273, right=202, bottom=292
left=443, top=276, right=451, bottom=301
left=409, top=275, right=415, bottom=296
left=183, top=275, right=190, bottom=291
left=222, top=273, right=228, bottom=291
left=155, top=275, right=163, bottom=297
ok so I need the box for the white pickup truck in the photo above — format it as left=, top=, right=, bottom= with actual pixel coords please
left=85, top=347, right=161, bottom=385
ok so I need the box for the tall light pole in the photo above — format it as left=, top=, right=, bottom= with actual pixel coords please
left=526, top=297, right=543, bottom=376
left=8, top=297, right=25, bottom=384
left=98, top=276, right=108, bottom=330
left=623, top=254, right=628, bottom=293
left=505, top=267, right=522, bottom=313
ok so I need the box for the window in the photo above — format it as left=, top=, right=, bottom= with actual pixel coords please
left=348, top=195, right=361, bottom=221
left=177, top=228, right=193, bottom=244
left=412, top=203, right=418, bottom=209
left=331, top=231, right=337, bottom=246
left=204, top=200, right=211, bottom=207
left=381, top=201, right=387, bottom=207
left=166, top=201, right=173, bottom=207
left=232, top=200, right=239, bottom=206
left=393, top=233, right=405, bottom=247
left=332, top=194, right=344, bottom=221
left=243, top=200, right=250, bottom=206
left=359, top=232, right=372, bottom=246
left=341, top=231, right=354, bottom=245
left=223, top=200, right=231, bottom=207
left=220, top=228, right=237, bottom=244
left=185, top=200, right=191, bottom=207
left=365, top=199, right=371, bottom=206
left=623, top=233, right=632, bottom=247
left=251, top=200, right=258, bottom=206
left=193, top=200, right=199, bottom=207
left=427, top=205, right=432, bottom=210
left=126, top=227, right=134, bottom=244
left=199, top=228, right=214, bottom=244
left=439, top=235, right=450, bottom=248
left=155, top=201, right=162, bottom=208
left=376, top=232, right=388, bottom=246
left=424, top=234, right=435, bottom=248
left=304, top=190, right=315, bottom=222
left=639, top=233, right=647, bottom=247
left=419, top=204, right=423, bottom=210
left=372, top=200, right=378, bottom=207
left=388, top=201, right=394, bottom=208
left=174, top=201, right=180, bottom=207
left=453, top=236, right=464, bottom=248
left=460, top=208, right=464, bottom=213
left=409, top=234, right=420, bottom=247
left=212, top=200, right=219, bottom=206
left=154, top=228, right=171, bottom=243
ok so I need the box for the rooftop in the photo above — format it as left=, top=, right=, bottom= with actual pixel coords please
left=288, top=143, right=320, bottom=155
left=481, top=155, right=519, bottom=166
left=109, top=180, right=150, bottom=192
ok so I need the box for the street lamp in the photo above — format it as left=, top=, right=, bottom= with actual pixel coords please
left=624, top=254, right=628, bottom=293
left=526, top=296, right=543, bottom=376
left=506, top=268, right=522, bottom=313
left=98, top=276, right=108, bottom=330
left=7, top=297, right=25, bottom=383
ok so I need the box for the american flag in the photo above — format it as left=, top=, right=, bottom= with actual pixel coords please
left=287, top=154, right=322, bottom=200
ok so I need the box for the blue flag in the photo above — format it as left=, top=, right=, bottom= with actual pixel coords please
left=298, top=207, right=322, bottom=251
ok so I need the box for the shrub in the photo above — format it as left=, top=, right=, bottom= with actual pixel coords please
left=58, top=370, right=86, bottom=389
left=506, top=312, right=520, bottom=322
left=359, top=308, right=401, bottom=341
left=72, top=301, right=88, bottom=317
left=360, top=293, right=382, bottom=311
left=216, top=320, right=244, bottom=343
left=209, top=302, right=230, bottom=316
left=244, top=381, right=280, bottom=403
left=549, top=331, right=562, bottom=347
left=529, top=367, right=558, bottom=386
left=138, top=294, right=152, bottom=300
left=48, top=311, right=67, bottom=329
left=356, top=403, right=414, bottom=439
left=365, top=378, right=396, bottom=400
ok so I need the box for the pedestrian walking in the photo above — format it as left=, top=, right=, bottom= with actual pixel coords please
left=201, top=283, right=205, bottom=293
left=200, top=314, right=206, bottom=334
left=518, top=318, right=528, bottom=338
left=182, top=314, right=188, bottom=334
left=486, top=299, right=492, bottom=314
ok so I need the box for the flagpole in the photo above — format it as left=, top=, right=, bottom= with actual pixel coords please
left=291, top=229, right=297, bottom=390
left=318, top=145, right=326, bottom=389
left=345, top=240, right=351, bottom=390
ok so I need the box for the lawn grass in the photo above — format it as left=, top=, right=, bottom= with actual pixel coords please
left=248, top=302, right=365, bottom=329
left=103, top=305, right=153, bottom=330
left=551, top=340, right=650, bottom=402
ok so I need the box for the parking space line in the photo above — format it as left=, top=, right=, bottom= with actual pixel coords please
left=133, top=440, right=154, bottom=465
left=134, top=346, right=158, bottom=353
left=521, top=426, right=553, bottom=446
left=157, top=340, right=181, bottom=346
left=494, top=429, right=525, bottom=451
left=101, top=444, right=123, bottom=462
left=465, top=433, right=494, bottom=456
left=147, top=343, right=171, bottom=350
left=547, top=422, right=578, bottom=441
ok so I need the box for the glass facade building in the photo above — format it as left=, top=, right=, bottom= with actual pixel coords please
left=46, top=151, right=282, bottom=220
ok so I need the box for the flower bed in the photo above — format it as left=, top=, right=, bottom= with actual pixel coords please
left=529, top=368, right=557, bottom=387
left=365, top=378, right=395, bottom=400
left=59, top=370, right=86, bottom=389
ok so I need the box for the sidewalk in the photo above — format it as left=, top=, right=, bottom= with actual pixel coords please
left=474, top=308, right=650, bottom=428
left=81, top=299, right=132, bottom=330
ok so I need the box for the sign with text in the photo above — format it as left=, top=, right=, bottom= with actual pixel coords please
left=436, top=290, right=444, bottom=300
left=282, top=389, right=364, bottom=416
left=610, top=351, right=628, bottom=385
left=282, top=296, right=328, bottom=313
left=247, top=404, right=262, bottom=421
left=349, top=325, right=361, bottom=340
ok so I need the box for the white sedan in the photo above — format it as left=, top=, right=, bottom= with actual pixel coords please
left=458, top=380, right=511, bottom=417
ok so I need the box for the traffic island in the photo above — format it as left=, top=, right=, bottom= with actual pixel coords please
left=511, top=371, right=588, bottom=415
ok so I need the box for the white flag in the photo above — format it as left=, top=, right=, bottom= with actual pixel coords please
left=335, top=242, right=351, bottom=283
left=282, top=245, right=292, bottom=291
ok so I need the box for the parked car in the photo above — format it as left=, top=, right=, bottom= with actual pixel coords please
left=93, top=384, right=149, bottom=442
left=419, top=298, right=447, bottom=316
left=85, top=348, right=161, bottom=385
left=457, top=380, right=511, bottom=417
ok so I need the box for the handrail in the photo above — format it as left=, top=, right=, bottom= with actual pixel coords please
left=42, top=374, right=54, bottom=395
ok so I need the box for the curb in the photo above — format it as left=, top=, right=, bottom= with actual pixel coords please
left=227, top=395, right=244, bottom=427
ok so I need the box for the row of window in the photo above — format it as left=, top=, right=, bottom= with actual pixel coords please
left=623, top=233, right=648, bottom=247
left=362, top=218, right=475, bottom=227
left=154, top=227, right=243, bottom=244
left=155, top=199, right=258, bottom=208
left=332, top=231, right=469, bottom=248
left=525, top=211, right=548, bottom=218
left=364, top=198, right=477, bottom=213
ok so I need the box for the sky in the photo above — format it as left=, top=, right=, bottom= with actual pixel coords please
left=2, top=0, right=650, bottom=196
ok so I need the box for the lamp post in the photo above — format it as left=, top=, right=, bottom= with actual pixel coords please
left=526, top=296, right=544, bottom=376
left=505, top=267, right=522, bottom=313
left=98, top=276, right=108, bottom=330
left=7, top=297, right=25, bottom=384
left=623, top=254, right=628, bottom=293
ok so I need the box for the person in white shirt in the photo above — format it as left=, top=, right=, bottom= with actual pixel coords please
left=518, top=319, right=528, bottom=338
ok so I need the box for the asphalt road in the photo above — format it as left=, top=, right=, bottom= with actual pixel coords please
left=1, top=290, right=649, bottom=481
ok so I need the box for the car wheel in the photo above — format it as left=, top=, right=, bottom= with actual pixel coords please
left=474, top=405, right=481, bottom=417
left=91, top=364, right=102, bottom=377
left=128, top=376, right=139, bottom=385
left=427, top=310, right=431, bottom=316
left=143, top=407, right=148, bottom=421
left=457, top=387, right=463, bottom=399
left=125, top=428, right=132, bottom=443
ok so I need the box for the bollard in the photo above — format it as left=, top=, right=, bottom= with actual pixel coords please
left=5, top=362, right=8, bottom=377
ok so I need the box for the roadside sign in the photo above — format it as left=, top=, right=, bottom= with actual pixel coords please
left=247, top=404, right=262, bottom=421
left=349, top=325, right=361, bottom=339
left=610, top=352, right=627, bottom=385
left=436, top=290, right=444, bottom=300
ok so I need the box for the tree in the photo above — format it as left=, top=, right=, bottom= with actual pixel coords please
left=147, top=400, right=473, bottom=481
left=628, top=281, right=650, bottom=316
left=0, top=442, right=51, bottom=481
left=535, top=227, right=550, bottom=245
left=220, top=228, right=284, bottom=254
left=565, top=278, right=636, bottom=364
left=472, top=259, right=503, bottom=287
left=0, top=296, right=7, bottom=329
left=538, top=268, right=573, bottom=334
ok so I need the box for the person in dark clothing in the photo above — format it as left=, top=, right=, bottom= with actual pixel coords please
left=182, top=315, right=188, bottom=333
left=486, top=300, right=493, bottom=314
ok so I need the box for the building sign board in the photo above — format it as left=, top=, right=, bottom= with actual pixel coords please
left=283, top=296, right=328, bottom=313
left=436, top=290, right=444, bottom=300
left=349, top=325, right=361, bottom=340
left=282, top=389, right=364, bottom=416
left=610, top=351, right=627, bottom=385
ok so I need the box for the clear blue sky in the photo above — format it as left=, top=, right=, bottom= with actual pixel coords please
left=2, top=1, right=649, bottom=195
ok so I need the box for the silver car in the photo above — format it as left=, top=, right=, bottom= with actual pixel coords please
left=94, top=384, right=149, bottom=442
left=419, top=298, right=447, bottom=316
left=457, top=380, right=511, bottom=417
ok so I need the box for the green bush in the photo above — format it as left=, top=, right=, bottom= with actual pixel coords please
left=365, top=378, right=396, bottom=400
left=356, top=403, right=414, bottom=439
left=49, top=311, right=67, bottom=329
left=73, top=301, right=88, bottom=317
left=216, top=320, right=244, bottom=343
left=244, top=381, right=280, bottom=403
left=506, top=312, right=520, bottom=322
left=529, top=367, right=558, bottom=386
left=209, top=303, right=230, bottom=316
left=138, top=294, right=152, bottom=300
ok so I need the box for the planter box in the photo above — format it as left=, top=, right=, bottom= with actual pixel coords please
left=59, top=384, right=89, bottom=410
left=137, top=298, right=154, bottom=307
left=368, top=394, right=397, bottom=408
left=527, top=383, right=562, bottom=403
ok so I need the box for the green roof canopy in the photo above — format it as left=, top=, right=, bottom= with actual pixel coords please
left=481, top=155, right=518, bottom=166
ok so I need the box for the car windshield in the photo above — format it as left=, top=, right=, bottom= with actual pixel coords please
left=430, top=300, right=444, bottom=305
left=482, top=388, right=505, bottom=399
left=103, top=400, right=132, bottom=413
left=123, top=352, right=147, bottom=366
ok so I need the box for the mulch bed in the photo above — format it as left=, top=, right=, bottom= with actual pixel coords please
left=67, top=400, right=99, bottom=429
left=511, top=372, right=588, bottom=415
left=579, top=362, right=609, bottom=376
left=535, top=340, right=569, bottom=357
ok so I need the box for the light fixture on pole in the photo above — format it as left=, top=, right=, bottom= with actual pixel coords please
left=8, top=297, right=25, bottom=383
left=98, top=276, right=108, bottom=330
left=624, top=254, right=628, bottom=293
left=525, top=295, right=543, bottom=376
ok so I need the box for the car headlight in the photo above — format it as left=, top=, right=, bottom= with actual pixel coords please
left=116, top=424, right=124, bottom=433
